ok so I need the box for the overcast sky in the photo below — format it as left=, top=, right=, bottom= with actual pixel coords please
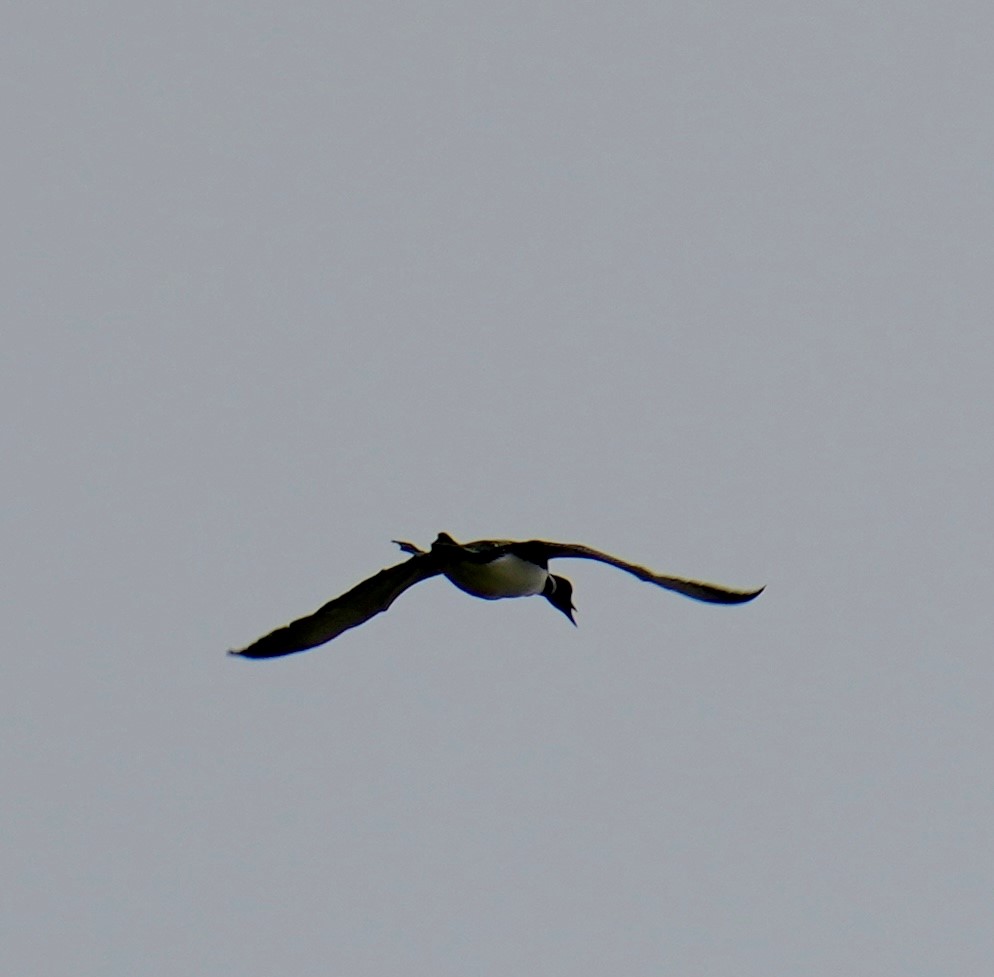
left=4, top=2, right=992, bottom=975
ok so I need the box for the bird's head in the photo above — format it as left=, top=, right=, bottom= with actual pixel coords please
left=544, top=574, right=577, bottom=625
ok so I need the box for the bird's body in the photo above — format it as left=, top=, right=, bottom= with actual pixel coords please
left=444, top=551, right=549, bottom=599
left=230, top=532, right=762, bottom=659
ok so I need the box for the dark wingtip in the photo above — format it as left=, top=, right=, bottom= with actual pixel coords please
left=736, top=585, right=765, bottom=604
left=707, top=588, right=764, bottom=605
left=228, top=646, right=276, bottom=659
left=689, top=583, right=765, bottom=605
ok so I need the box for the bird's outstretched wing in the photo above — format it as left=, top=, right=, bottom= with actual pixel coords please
left=230, top=554, right=441, bottom=659
left=532, top=541, right=764, bottom=605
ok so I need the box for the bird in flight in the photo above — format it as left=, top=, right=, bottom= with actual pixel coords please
left=230, top=532, right=763, bottom=659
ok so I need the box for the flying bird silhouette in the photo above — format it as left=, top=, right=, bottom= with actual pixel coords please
left=230, top=532, right=763, bottom=659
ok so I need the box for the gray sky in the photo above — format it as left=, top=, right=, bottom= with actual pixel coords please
left=4, top=2, right=992, bottom=974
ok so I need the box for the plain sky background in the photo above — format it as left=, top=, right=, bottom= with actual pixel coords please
left=4, top=2, right=992, bottom=974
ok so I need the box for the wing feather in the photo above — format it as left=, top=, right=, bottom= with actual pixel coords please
left=230, top=554, right=440, bottom=659
left=533, top=541, right=764, bottom=605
